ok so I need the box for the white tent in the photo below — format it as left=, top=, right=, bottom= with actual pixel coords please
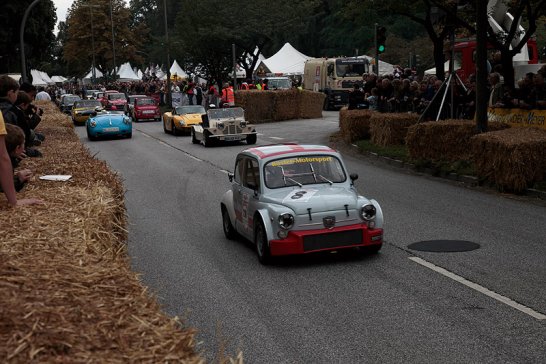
left=117, top=62, right=140, bottom=81
left=255, top=42, right=311, bottom=76
left=39, top=71, right=54, bottom=84
left=424, top=60, right=461, bottom=76
left=30, top=69, right=48, bottom=86
left=137, top=69, right=144, bottom=79
left=170, top=60, right=188, bottom=79
left=51, top=75, right=68, bottom=83
left=83, top=66, right=104, bottom=79
left=358, top=56, right=395, bottom=76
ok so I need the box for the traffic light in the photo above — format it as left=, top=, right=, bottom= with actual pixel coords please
left=376, top=26, right=387, bottom=54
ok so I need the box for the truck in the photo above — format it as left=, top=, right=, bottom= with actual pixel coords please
left=303, top=57, right=370, bottom=110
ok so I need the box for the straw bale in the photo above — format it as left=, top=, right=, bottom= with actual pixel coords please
left=0, top=101, right=213, bottom=362
left=471, top=127, right=546, bottom=192
left=406, top=119, right=509, bottom=162
left=299, top=90, right=325, bottom=119
left=339, top=109, right=375, bottom=143
left=370, top=113, right=420, bottom=146
left=272, top=89, right=299, bottom=121
left=235, top=90, right=275, bottom=123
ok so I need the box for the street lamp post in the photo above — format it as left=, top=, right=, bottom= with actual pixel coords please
left=163, top=0, right=171, bottom=107
left=20, top=0, right=43, bottom=83
left=82, top=4, right=101, bottom=85
left=110, top=0, right=117, bottom=80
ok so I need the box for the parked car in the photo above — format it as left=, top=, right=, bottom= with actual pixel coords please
left=71, top=99, right=102, bottom=125
left=59, top=94, right=82, bottom=114
left=86, top=108, right=132, bottom=140
left=104, top=92, right=127, bottom=111
left=220, top=144, right=384, bottom=264
left=163, top=105, right=206, bottom=135
left=131, top=97, right=160, bottom=122
left=126, top=94, right=148, bottom=114
left=191, top=107, right=256, bottom=146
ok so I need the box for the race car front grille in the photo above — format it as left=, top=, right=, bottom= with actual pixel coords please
left=226, top=124, right=241, bottom=134
left=303, top=230, right=363, bottom=252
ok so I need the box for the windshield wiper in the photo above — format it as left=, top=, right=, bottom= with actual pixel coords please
left=284, top=176, right=302, bottom=188
left=317, top=174, right=333, bottom=185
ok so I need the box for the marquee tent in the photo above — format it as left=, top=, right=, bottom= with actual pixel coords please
left=357, top=56, right=395, bottom=76
left=31, top=69, right=55, bottom=86
left=51, top=75, right=68, bottom=83
left=117, top=62, right=140, bottom=81
left=83, top=66, right=104, bottom=80
left=255, top=42, right=311, bottom=76
left=170, top=60, right=188, bottom=80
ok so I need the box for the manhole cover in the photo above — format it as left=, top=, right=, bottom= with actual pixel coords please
left=408, top=240, right=480, bottom=253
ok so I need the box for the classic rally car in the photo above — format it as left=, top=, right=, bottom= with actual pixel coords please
left=163, top=105, right=206, bottom=135
left=131, top=97, right=160, bottom=122
left=59, top=94, right=81, bottom=114
left=71, top=100, right=102, bottom=125
left=220, top=144, right=384, bottom=264
left=126, top=94, right=148, bottom=115
left=86, top=108, right=132, bottom=140
left=191, top=107, right=257, bottom=146
left=104, top=92, right=128, bottom=111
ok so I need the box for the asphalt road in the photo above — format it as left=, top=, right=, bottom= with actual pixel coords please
left=75, top=112, right=546, bottom=363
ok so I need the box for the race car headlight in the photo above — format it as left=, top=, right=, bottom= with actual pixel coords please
left=217, top=121, right=224, bottom=129
left=278, top=213, right=294, bottom=230
left=89, top=120, right=97, bottom=127
left=123, top=117, right=131, bottom=124
left=240, top=121, right=247, bottom=128
left=360, top=204, right=376, bottom=221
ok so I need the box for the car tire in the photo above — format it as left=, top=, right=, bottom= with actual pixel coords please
left=365, top=244, right=382, bottom=254
left=171, top=121, right=178, bottom=136
left=246, top=133, right=257, bottom=145
left=203, top=130, right=213, bottom=147
left=255, top=220, right=271, bottom=265
left=221, top=205, right=237, bottom=240
left=127, top=132, right=132, bottom=139
left=191, top=129, right=200, bottom=144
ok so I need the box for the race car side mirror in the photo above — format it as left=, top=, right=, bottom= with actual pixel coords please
left=228, top=172, right=234, bottom=182
left=350, top=173, right=358, bottom=185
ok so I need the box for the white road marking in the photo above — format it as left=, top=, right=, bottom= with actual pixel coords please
left=220, top=169, right=230, bottom=174
left=188, top=155, right=202, bottom=162
left=269, top=136, right=284, bottom=140
left=409, top=257, right=546, bottom=320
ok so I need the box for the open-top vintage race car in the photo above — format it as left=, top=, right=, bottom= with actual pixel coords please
left=191, top=107, right=257, bottom=147
left=163, top=105, right=206, bottom=135
left=220, top=144, right=384, bottom=264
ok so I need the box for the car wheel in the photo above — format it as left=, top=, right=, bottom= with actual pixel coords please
left=221, top=205, right=237, bottom=240
left=366, top=244, right=382, bottom=254
left=127, top=132, right=132, bottom=139
left=191, top=129, right=200, bottom=144
left=171, top=121, right=178, bottom=136
left=163, top=118, right=168, bottom=133
left=246, top=133, right=257, bottom=145
left=203, top=131, right=211, bottom=147
left=255, top=220, right=271, bottom=265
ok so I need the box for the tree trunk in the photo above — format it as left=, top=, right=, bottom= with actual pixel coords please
left=433, top=37, right=446, bottom=81
left=500, top=49, right=516, bottom=91
left=475, top=0, right=488, bottom=132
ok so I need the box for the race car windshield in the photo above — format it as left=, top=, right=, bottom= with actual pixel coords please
left=207, top=107, right=244, bottom=120
left=137, top=99, right=156, bottom=106
left=75, top=100, right=101, bottom=108
left=177, top=105, right=205, bottom=115
left=264, top=155, right=346, bottom=189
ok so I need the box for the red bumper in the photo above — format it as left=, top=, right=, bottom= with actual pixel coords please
left=269, top=223, right=383, bottom=256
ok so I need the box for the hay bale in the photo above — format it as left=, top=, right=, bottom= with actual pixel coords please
left=235, top=90, right=275, bottom=123
left=370, top=113, right=420, bottom=146
left=273, top=89, right=299, bottom=121
left=0, top=101, right=211, bottom=362
left=471, top=128, right=546, bottom=192
left=406, top=119, right=509, bottom=162
left=339, top=109, right=375, bottom=143
left=299, top=90, right=325, bottom=119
